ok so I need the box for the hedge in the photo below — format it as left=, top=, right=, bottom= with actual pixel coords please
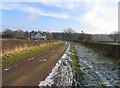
left=82, top=42, right=120, bottom=59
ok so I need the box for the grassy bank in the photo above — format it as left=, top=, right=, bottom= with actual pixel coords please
left=2, top=40, right=60, bottom=55
left=69, top=42, right=84, bottom=86
left=83, top=42, right=120, bottom=59
left=2, top=41, right=64, bottom=66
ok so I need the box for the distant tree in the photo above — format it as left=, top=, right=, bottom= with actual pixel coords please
left=64, top=28, right=76, bottom=41
left=46, top=32, right=54, bottom=40
left=78, top=31, right=86, bottom=42
left=85, top=34, right=92, bottom=42
left=0, top=32, right=2, bottom=38
left=70, top=33, right=80, bottom=42
left=3, top=28, right=13, bottom=38
left=52, top=33, right=62, bottom=40
left=24, top=31, right=30, bottom=39
left=110, top=31, right=120, bottom=43
left=13, top=29, right=24, bottom=39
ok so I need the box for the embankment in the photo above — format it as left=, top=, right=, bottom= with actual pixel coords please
left=82, top=42, right=120, bottom=59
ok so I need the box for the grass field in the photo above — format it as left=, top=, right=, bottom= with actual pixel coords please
left=1, top=39, right=64, bottom=66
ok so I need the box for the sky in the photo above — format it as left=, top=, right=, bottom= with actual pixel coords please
left=0, top=0, right=119, bottom=34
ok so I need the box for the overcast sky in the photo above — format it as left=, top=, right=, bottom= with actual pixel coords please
left=0, top=0, right=118, bottom=34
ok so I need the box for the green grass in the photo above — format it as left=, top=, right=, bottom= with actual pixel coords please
left=69, top=42, right=85, bottom=86
left=2, top=42, right=64, bottom=66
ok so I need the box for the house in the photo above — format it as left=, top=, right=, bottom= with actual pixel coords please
left=30, top=32, right=46, bottom=40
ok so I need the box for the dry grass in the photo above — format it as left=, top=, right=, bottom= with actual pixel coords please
left=1, top=39, right=64, bottom=66
left=1, top=39, right=60, bottom=56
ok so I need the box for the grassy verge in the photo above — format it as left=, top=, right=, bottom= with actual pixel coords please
left=69, top=42, right=84, bottom=86
left=2, top=42, right=64, bottom=66
left=82, top=42, right=120, bottom=59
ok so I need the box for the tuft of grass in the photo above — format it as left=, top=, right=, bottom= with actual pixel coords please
left=70, top=42, right=85, bottom=86
left=2, top=42, right=64, bottom=66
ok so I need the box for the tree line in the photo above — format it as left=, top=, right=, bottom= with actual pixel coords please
left=1, top=28, right=119, bottom=43
left=1, top=28, right=92, bottom=42
left=2, top=28, right=30, bottom=39
left=2, top=28, right=54, bottom=40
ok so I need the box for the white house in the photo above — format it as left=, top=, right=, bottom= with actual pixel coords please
left=30, top=32, right=46, bottom=40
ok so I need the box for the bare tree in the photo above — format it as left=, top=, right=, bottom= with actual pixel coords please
left=85, top=34, right=92, bottom=42
left=24, top=31, right=30, bottom=39
left=110, top=31, right=120, bottom=43
left=14, top=29, right=24, bottom=39
left=63, top=28, right=76, bottom=41
left=46, top=32, right=54, bottom=40
left=3, top=28, right=13, bottom=38
left=78, top=31, right=86, bottom=42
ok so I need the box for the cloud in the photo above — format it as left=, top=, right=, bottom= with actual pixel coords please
left=22, top=6, right=69, bottom=20
left=1, top=0, right=118, bottom=34
left=38, top=0, right=81, bottom=10
left=2, top=3, right=69, bottom=20
left=78, top=0, right=118, bottom=34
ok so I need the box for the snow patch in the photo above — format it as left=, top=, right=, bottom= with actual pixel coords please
left=39, top=59, right=47, bottom=62
left=39, top=42, right=73, bottom=86
left=4, top=68, right=9, bottom=71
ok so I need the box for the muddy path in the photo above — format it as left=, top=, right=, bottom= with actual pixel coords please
left=2, top=43, right=68, bottom=86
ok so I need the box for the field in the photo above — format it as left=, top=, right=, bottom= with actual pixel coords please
left=2, top=40, right=120, bottom=86
left=1, top=39, right=64, bottom=66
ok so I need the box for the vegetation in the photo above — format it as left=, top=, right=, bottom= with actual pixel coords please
left=69, top=42, right=84, bottom=86
left=83, top=42, right=120, bottom=59
left=46, top=32, right=54, bottom=40
left=52, top=32, right=80, bottom=42
left=2, top=28, right=54, bottom=40
left=2, top=40, right=64, bottom=66
left=2, top=29, right=29, bottom=39
left=2, top=39, right=60, bottom=55
left=63, top=28, right=76, bottom=41
left=110, top=31, right=120, bottom=43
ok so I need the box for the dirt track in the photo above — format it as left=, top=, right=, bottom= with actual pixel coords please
left=2, top=43, right=68, bottom=86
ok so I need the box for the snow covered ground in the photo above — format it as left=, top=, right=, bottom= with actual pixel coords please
left=39, top=42, right=120, bottom=87
left=39, top=42, right=73, bottom=86
left=73, top=42, right=120, bottom=86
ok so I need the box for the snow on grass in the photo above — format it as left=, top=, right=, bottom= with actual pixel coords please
left=74, top=42, right=119, bottom=86
left=39, top=42, right=73, bottom=86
